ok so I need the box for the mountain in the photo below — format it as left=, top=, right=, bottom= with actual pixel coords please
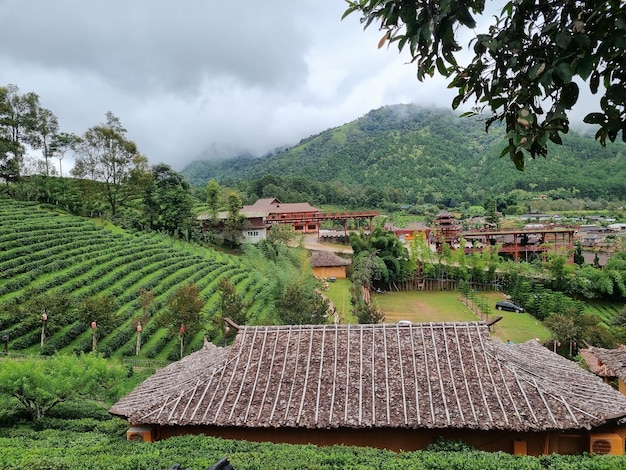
left=182, top=105, right=626, bottom=206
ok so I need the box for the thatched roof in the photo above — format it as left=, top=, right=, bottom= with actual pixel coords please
left=310, top=251, right=351, bottom=268
left=580, top=346, right=626, bottom=379
left=111, top=322, right=626, bottom=432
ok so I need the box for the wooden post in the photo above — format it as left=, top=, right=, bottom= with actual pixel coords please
left=40, top=310, right=48, bottom=350
left=136, top=322, right=142, bottom=356
left=91, top=321, right=97, bottom=353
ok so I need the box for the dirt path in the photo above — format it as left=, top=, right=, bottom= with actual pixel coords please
left=301, top=234, right=353, bottom=254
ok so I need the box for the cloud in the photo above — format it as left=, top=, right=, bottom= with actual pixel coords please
left=2, top=0, right=598, bottom=175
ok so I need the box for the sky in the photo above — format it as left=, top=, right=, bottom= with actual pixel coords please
left=0, top=1, right=600, bottom=175
left=0, top=0, right=461, bottom=174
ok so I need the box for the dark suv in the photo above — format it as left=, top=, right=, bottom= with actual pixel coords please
left=495, top=301, right=524, bottom=313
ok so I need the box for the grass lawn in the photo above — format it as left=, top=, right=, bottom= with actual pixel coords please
left=323, top=280, right=554, bottom=344
left=324, top=278, right=355, bottom=323
left=372, top=291, right=478, bottom=323
left=373, top=290, right=553, bottom=344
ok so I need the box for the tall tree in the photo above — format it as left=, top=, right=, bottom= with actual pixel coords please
left=0, top=84, right=40, bottom=181
left=217, top=277, right=249, bottom=327
left=205, top=179, right=221, bottom=222
left=30, top=107, right=59, bottom=176
left=50, top=131, right=79, bottom=177
left=143, top=163, right=193, bottom=236
left=344, top=0, right=626, bottom=169
left=158, top=283, right=205, bottom=357
left=72, top=112, right=147, bottom=216
left=275, top=282, right=329, bottom=325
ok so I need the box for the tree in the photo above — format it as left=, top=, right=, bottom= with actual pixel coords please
left=0, top=355, right=127, bottom=421
left=143, top=163, right=193, bottom=236
left=275, top=282, right=330, bottom=325
left=50, top=131, right=79, bottom=177
left=0, top=84, right=41, bottom=181
left=77, top=295, right=118, bottom=352
left=30, top=107, right=59, bottom=176
left=573, top=241, right=585, bottom=266
left=350, top=226, right=414, bottom=287
left=205, top=179, right=222, bottom=223
left=217, top=277, right=249, bottom=327
left=344, top=1, right=626, bottom=169
left=158, top=283, right=205, bottom=358
left=72, top=112, right=148, bottom=216
left=222, top=191, right=245, bottom=244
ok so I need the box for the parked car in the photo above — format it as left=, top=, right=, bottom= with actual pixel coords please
left=495, top=301, right=525, bottom=313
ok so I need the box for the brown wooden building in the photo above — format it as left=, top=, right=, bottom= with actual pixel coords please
left=111, top=322, right=626, bottom=455
left=310, top=251, right=351, bottom=279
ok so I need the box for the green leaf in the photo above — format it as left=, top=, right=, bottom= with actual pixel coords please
left=590, top=72, right=600, bottom=94
left=583, top=113, right=606, bottom=125
left=529, top=62, right=546, bottom=80
left=555, top=31, right=572, bottom=49
left=435, top=57, right=447, bottom=76
left=549, top=132, right=563, bottom=145
left=576, top=55, right=594, bottom=81
left=555, top=63, right=573, bottom=83
left=512, top=150, right=525, bottom=171
left=560, top=82, right=579, bottom=109
left=451, top=94, right=464, bottom=110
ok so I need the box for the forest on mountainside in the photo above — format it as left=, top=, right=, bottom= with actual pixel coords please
left=182, top=106, right=626, bottom=210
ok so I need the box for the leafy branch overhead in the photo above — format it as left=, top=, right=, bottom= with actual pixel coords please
left=344, top=0, right=626, bottom=169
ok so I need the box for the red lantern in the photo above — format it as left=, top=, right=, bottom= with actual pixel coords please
left=136, top=322, right=142, bottom=333
left=41, top=312, right=48, bottom=322
left=180, top=325, right=186, bottom=335
left=91, top=321, right=97, bottom=330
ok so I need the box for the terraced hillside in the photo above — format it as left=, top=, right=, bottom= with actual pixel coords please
left=0, top=197, right=272, bottom=360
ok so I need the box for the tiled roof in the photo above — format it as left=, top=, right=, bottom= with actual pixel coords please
left=111, top=322, right=626, bottom=431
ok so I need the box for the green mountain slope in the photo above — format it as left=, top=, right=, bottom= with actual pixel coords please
left=182, top=105, right=626, bottom=206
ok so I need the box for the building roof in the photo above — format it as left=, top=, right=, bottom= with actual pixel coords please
left=580, top=346, right=626, bottom=380
left=310, top=251, right=351, bottom=268
left=385, top=222, right=430, bottom=232
left=110, top=322, right=626, bottom=432
left=243, top=198, right=320, bottom=215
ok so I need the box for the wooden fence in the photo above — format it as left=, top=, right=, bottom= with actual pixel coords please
left=386, top=277, right=502, bottom=293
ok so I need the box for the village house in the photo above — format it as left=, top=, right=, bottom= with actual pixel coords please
left=384, top=221, right=431, bottom=245
left=198, top=198, right=322, bottom=244
left=110, top=321, right=626, bottom=456
left=309, top=251, right=351, bottom=279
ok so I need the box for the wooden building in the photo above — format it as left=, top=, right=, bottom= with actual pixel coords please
left=309, top=251, right=351, bottom=279
left=385, top=222, right=431, bottom=245
left=198, top=198, right=322, bottom=244
left=111, top=322, right=626, bottom=455
left=432, top=210, right=460, bottom=251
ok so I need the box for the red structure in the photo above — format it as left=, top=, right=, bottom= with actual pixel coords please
left=432, top=210, right=461, bottom=252
left=462, top=227, right=576, bottom=261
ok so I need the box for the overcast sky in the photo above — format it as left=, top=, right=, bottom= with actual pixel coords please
left=1, top=1, right=601, bottom=176
left=0, top=0, right=463, bottom=173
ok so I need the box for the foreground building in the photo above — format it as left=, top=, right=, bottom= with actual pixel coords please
left=111, top=322, right=626, bottom=455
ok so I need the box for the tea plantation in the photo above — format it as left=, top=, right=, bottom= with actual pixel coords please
left=0, top=197, right=272, bottom=360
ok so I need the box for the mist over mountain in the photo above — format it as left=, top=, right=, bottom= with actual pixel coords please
left=182, top=105, right=626, bottom=206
